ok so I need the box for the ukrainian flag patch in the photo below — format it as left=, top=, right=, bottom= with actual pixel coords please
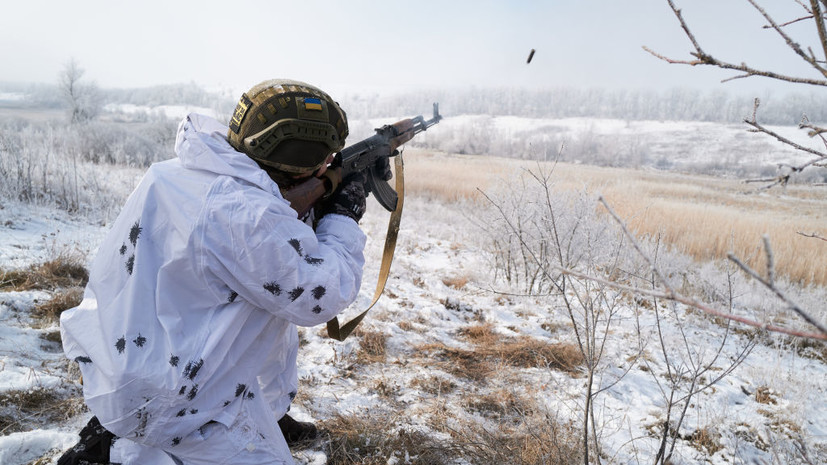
left=304, top=97, right=323, bottom=111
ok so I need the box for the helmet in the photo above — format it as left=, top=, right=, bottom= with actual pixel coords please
left=227, top=79, right=348, bottom=175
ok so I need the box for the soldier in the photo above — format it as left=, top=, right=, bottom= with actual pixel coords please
left=58, top=80, right=369, bottom=465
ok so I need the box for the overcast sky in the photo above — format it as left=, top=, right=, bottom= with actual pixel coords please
left=1, top=1, right=819, bottom=97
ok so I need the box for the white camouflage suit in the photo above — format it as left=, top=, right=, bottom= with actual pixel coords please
left=60, top=113, right=366, bottom=464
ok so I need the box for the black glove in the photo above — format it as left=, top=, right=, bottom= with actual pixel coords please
left=318, top=171, right=367, bottom=222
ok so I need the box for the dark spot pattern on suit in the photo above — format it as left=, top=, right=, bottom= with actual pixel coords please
left=304, top=256, right=324, bottom=266
left=184, top=359, right=203, bottom=380
left=228, top=291, right=238, bottom=303
left=126, top=255, right=135, bottom=275
left=129, top=221, right=142, bottom=247
left=288, top=239, right=303, bottom=256
left=312, top=305, right=323, bottom=314
left=74, top=356, right=92, bottom=364
left=119, top=244, right=127, bottom=255
left=115, top=337, right=126, bottom=354
left=263, top=282, right=281, bottom=296
left=245, top=391, right=255, bottom=399
left=235, top=384, right=247, bottom=397
left=186, top=384, right=198, bottom=401
left=171, top=437, right=181, bottom=446
left=176, top=409, right=186, bottom=417
left=288, top=287, right=304, bottom=301
left=133, top=333, right=146, bottom=347
left=289, top=391, right=297, bottom=401
left=312, top=286, right=326, bottom=300
left=169, top=355, right=179, bottom=367
left=178, top=386, right=187, bottom=396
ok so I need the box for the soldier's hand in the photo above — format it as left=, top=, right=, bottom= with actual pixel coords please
left=318, top=172, right=367, bottom=222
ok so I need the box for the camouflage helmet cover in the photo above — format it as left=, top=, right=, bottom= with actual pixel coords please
left=227, top=79, right=349, bottom=174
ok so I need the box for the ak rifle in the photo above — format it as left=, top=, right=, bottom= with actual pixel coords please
left=284, top=103, right=442, bottom=216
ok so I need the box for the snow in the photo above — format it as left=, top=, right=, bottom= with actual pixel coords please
left=0, top=93, right=24, bottom=102
left=0, top=158, right=825, bottom=464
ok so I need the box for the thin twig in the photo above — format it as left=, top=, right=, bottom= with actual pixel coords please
left=645, top=0, right=827, bottom=86
left=797, top=231, right=827, bottom=241
left=594, top=196, right=827, bottom=340
left=727, top=250, right=827, bottom=335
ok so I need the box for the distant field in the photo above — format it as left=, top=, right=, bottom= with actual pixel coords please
left=403, top=149, right=827, bottom=287
left=0, top=105, right=63, bottom=122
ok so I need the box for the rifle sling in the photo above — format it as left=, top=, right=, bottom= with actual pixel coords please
left=326, top=154, right=404, bottom=341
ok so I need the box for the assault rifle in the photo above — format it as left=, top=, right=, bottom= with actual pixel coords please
left=284, top=103, right=442, bottom=216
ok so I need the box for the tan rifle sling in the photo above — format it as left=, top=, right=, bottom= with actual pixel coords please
left=326, top=154, right=404, bottom=341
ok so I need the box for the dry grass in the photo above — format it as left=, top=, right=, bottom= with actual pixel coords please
left=497, top=337, right=583, bottom=374
left=755, top=386, right=778, bottom=405
left=410, top=375, right=458, bottom=396
left=0, top=387, right=85, bottom=435
left=416, top=343, right=495, bottom=382
left=320, top=405, right=582, bottom=465
left=404, top=149, right=827, bottom=286
left=463, top=389, right=536, bottom=421
left=688, top=427, right=723, bottom=455
left=320, top=413, right=458, bottom=465
left=356, top=330, right=389, bottom=364
left=30, top=287, right=84, bottom=328
left=458, top=322, right=499, bottom=346
left=442, top=275, right=469, bottom=290
left=0, top=256, right=88, bottom=292
left=416, top=330, right=583, bottom=381
left=441, top=411, right=583, bottom=465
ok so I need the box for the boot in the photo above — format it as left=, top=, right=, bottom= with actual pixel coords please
left=277, top=414, right=318, bottom=445
left=57, top=416, right=117, bottom=465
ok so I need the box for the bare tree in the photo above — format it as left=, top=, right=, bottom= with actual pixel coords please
left=58, top=58, right=101, bottom=124
left=644, top=0, right=827, bottom=188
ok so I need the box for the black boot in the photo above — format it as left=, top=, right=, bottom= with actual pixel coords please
left=278, top=414, right=318, bottom=445
left=57, top=416, right=118, bottom=465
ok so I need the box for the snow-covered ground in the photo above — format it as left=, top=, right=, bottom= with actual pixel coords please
left=1, top=168, right=824, bottom=464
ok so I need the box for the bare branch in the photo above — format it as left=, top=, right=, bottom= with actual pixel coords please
left=746, top=0, right=827, bottom=77
left=646, top=1, right=827, bottom=86
left=595, top=196, right=827, bottom=340
left=742, top=99, right=827, bottom=187
left=809, top=0, right=827, bottom=65
left=797, top=230, right=827, bottom=241
left=727, top=244, right=827, bottom=335
left=552, top=256, right=826, bottom=340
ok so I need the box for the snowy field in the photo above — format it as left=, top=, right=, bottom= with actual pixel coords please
left=0, top=163, right=825, bottom=464
left=0, top=96, right=825, bottom=463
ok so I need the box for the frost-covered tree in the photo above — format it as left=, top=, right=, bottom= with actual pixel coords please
left=58, top=58, right=101, bottom=124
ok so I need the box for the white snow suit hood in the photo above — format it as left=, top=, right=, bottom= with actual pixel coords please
left=60, top=113, right=365, bottom=460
